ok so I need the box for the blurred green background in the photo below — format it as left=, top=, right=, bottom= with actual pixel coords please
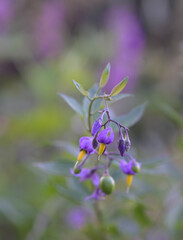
left=0, top=0, right=183, bottom=239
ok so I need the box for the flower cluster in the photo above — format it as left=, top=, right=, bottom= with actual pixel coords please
left=65, top=63, right=143, bottom=200
left=72, top=106, right=141, bottom=200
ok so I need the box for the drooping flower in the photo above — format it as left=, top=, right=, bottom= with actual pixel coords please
left=71, top=167, right=106, bottom=201
left=71, top=168, right=99, bottom=187
left=120, top=159, right=141, bottom=191
left=77, top=136, right=94, bottom=161
left=91, top=111, right=105, bottom=136
left=85, top=187, right=106, bottom=201
left=97, top=127, right=114, bottom=155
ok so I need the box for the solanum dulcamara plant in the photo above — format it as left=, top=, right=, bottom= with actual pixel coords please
left=59, top=63, right=145, bottom=201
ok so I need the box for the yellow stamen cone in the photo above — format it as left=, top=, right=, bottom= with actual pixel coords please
left=98, top=143, right=106, bottom=156
left=77, top=150, right=86, bottom=161
left=126, top=175, right=133, bottom=193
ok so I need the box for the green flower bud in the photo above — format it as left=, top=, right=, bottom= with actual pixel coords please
left=132, top=162, right=141, bottom=173
left=99, top=175, right=115, bottom=194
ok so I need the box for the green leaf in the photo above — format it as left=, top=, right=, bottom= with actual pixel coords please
left=109, top=93, right=133, bottom=103
left=134, top=203, right=151, bottom=226
left=58, top=93, right=83, bottom=116
left=100, top=94, right=133, bottom=108
left=110, top=77, right=128, bottom=96
left=82, top=96, right=90, bottom=114
left=141, top=165, right=167, bottom=175
left=53, top=141, right=78, bottom=157
left=91, top=98, right=103, bottom=113
left=73, top=80, right=88, bottom=97
left=157, top=102, right=183, bottom=128
left=88, top=84, right=99, bottom=98
left=114, top=102, right=147, bottom=129
left=55, top=185, right=84, bottom=203
left=0, top=198, right=25, bottom=225
left=34, top=160, right=74, bottom=176
left=99, top=63, right=110, bottom=88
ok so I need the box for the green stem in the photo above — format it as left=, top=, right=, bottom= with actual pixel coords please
left=94, top=201, right=107, bottom=240
left=88, top=96, right=105, bottom=131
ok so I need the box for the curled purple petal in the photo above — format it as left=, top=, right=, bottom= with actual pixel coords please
left=79, top=136, right=94, bottom=154
left=71, top=168, right=99, bottom=185
left=120, top=159, right=136, bottom=175
left=91, top=172, right=100, bottom=187
left=97, top=127, right=114, bottom=144
left=85, top=187, right=106, bottom=201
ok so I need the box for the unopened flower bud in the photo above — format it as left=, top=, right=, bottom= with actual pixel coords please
left=118, top=139, right=126, bottom=156
left=92, top=137, right=98, bottom=149
left=99, top=175, right=115, bottom=194
left=125, top=138, right=131, bottom=152
left=91, top=112, right=105, bottom=136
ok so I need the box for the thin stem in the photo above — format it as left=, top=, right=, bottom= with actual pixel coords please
left=88, top=95, right=108, bottom=132
left=93, top=202, right=107, bottom=240
left=103, top=119, right=129, bottom=131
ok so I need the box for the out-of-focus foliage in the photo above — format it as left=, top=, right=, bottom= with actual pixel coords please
left=0, top=0, right=183, bottom=239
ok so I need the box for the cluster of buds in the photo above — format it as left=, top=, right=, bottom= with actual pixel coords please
left=72, top=106, right=141, bottom=200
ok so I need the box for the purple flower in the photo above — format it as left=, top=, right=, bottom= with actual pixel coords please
left=71, top=168, right=106, bottom=201
left=97, top=127, right=114, bottom=145
left=85, top=187, right=106, bottom=201
left=66, top=207, right=93, bottom=229
left=97, top=127, right=114, bottom=155
left=91, top=112, right=105, bottom=136
left=120, top=159, right=141, bottom=190
left=79, top=137, right=94, bottom=154
left=120, top=159, right=141, bottom=175
left=71, top=168, right=99, bottom=187
left=77, top=136, right=94, bottom=161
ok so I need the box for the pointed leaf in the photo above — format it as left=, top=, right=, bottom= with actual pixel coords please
left=91, top=98, right=103, bottom=113
left=99, top=63, right=111, bottom=88
left=157, top=102, right=183, bottom=128
left=82, top=96, right=90, bottom=114
left=88, top=84, right=99, bottom=98
left=109, top=93, right=133, bottom=103
left=55, top=185, right=83, bottom=203
left=58, top=93, right=83, bottom=116
left=73, top=80, right=88, bottom=97
left=34, top=160, right=74, bottom=176
left=53, top=141, right=78, bottom=157
left=101, top=94, right=133, bottom=108
left=113, top=102, right=147, bottom=129
left=110, top=77, right=128, bottom=96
